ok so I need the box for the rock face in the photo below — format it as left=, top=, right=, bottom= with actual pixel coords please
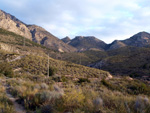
left=0, top=42, right=17, bottom=53
left=0, top=9, right=76, bottom=52
left=69, top=36, right=107, bottom=51
left=0, top=9, right=32, bottom=39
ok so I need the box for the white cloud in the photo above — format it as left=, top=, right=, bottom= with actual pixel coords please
left=0, top=0, right=150, bottom=43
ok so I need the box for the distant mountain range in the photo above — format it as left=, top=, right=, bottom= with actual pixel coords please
left=62, top=32, right=150, bottom=51
left=1, top=9, right=150, bottom=53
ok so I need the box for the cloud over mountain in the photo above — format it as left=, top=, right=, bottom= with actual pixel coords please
left=0, top=0, right=150, bottom=43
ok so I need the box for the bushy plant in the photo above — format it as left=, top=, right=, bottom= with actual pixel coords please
left=0, top=63, right=14, bottom=77
left=78, top=78, right=90, bottom=84
left=63, top=89, right=85, bottom=110
left=40, top=83, right=49, bottom=90
left=53, top=85, right=64, bottom=95
left=135, top=96, right=150, bottom=112
left=40, top=105, right=53, bottom=113
left=49, top=66, right=58, bottom=76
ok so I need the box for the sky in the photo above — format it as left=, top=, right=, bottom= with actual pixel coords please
left=0, top=0, right=150, bottom=43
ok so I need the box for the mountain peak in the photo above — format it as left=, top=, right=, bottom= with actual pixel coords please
left=133, top=31, right=150, bottom=39
left=122, top=31, right=150, bottom=47
left=61, top=36, right=71, bottom=43
left=69, top=36, right=107, bottom=51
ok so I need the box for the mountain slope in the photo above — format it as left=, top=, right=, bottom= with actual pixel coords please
left=107, top=40, right=127, bottom=50
left=28, top=25, right=76, bottom=52
left=69, top=36, right=107, bottom=51
left=88, top=46, right=150, bottom=81
left=0, top=9, right=76, bottom=52
left=105, top=32, right=150, bottom=50
left=0, top=28, right=109, bottom=78
left=122, top=32, right=150, bottom=47
left=0, top=9, right=32, bottom=39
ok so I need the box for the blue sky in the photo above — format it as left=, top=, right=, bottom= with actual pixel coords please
left=0, top=0, right=150, bottom=43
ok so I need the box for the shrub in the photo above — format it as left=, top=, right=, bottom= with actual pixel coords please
left=40, top=83, right=49, bottom=90
left=49, top=67, right=58, bottom=76
left=63, top=89, right=85, bottom=110
left=36, top=90, right=62, bottom=104
left=0, top=63, right=14, bottom=77
left=135, top=96, right=150, bottom=112
left=53, top=85, right=64, bottom=95
left=127, top=82, right=150, bottom=95
left=78, top=78, right=90, bottom=84
left=40, top=105, right=53, bottom=113
left=93, top=97, right=103, bottom=111
left=34, top=84, right=41, bottom=90
left=101, top=79, right=116, bottom=90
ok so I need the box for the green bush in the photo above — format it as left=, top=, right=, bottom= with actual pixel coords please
left=127, top=82, right=150, bottom=95
left=0, top=63, right=14, bottom=77
left=78, top=78, right=90, bottom=84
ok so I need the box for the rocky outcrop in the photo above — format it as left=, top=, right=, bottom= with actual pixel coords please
left=0, top=9, right=32, bottom=40
left=0, top=42, right=18, bottom=53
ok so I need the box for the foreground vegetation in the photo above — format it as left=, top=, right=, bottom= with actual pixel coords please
left=0, top=77, right=15, bottom=113
left=0, top=59, right=150, bottom=113
left=0, top=28, right=150, bottom=113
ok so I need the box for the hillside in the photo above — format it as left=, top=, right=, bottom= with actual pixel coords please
left=0, top=28, right=109, bottom=78
left=88, top=46, right=150, bottom=81
left=27, top=25, right=76, bottom=52
left=107, top=40, right=127, bottom=50
left=0, top=28, right=150, bottom=113
left=68, top=36, right=107, bottom=51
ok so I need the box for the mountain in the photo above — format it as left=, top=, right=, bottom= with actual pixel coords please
left=122, top=32, right=150, bottom=47
left=106, top=32, right=150, bottom=50
left=61, top=36, right=71, bottom=44
left=68, top=36, right=107, bottom=51
left=65, top=31, right=150, bottom=52
left=0, top=9, right=76, bottom=52
left=107, top=40, right=126, bottom=50
left=27, top=25, right=76, bottom=52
